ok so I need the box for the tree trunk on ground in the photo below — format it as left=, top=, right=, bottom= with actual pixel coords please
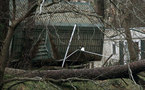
left=5, top=60, right=145, bottom=81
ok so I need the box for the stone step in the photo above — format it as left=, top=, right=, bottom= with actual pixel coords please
left=38, top=45, right=46, bottom=49
left=36, top=52, right=48, bottom=56
left=37, top=48, right=48, bottom=52
left=32, top=55, right=49, bottom=61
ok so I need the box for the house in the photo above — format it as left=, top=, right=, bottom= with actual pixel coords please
left=10, top=0, right=104, bottom=67
left=102, top=27, right=145, bottom=65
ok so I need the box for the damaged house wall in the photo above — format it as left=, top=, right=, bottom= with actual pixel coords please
left=9, top=0, right=104, bottom=67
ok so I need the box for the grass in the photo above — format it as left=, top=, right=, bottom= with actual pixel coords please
left=4, top=71, right=145, bottom=90
left=3, top=77, right=143, bottom=90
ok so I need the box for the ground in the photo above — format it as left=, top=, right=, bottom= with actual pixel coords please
left=4, top=75, right=143, bottom=90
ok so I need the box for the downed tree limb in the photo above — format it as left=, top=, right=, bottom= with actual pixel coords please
left=3, top=77, right=43, bottom=84
left=5, top=68, right=27, bottom=75
left=3, top=77, right=92, bottom=85
left=5, top=60, right=145, bottom=81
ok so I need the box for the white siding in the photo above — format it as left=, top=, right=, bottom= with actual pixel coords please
left=102, top=28, right=145, bottom=65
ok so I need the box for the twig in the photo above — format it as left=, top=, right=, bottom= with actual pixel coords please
left=102, top=54, right=113, bottom=67
left=128, top=64, right=137, bottom=85
left=121, top=78, right=128, bottom=86
left=7, top=81, right=25, bottom=90
left=69, top=80, right=77, bottom=90
left=48, top=81, right=62, bottom=90
left=4, top=77, right=43, bottom=85
left=39, top=0, right=45, bottom=14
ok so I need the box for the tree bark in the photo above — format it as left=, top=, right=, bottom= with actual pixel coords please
left=124, top=13, right=137, bottom=62
left=0, top=1, right=38, bottom=89
left=94, top=0, right=104, bottom=18
left=5, top=60, right=145, bottom=80
left=0, top=27, right=14, bottom=89
left=0, top=0, right=9, bottom=89
left=0, top=0, right=9, bottom=48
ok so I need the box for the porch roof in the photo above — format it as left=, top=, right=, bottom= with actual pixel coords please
left=35, top=1, right=100, bottom=27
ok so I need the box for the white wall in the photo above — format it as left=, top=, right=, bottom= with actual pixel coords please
left=102, top=28, right=145, bottom=65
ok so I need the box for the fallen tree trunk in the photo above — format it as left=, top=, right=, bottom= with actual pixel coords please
left=5, top=60, right=145, bottom=80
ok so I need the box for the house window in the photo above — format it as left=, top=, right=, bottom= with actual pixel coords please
left=119, top=41, right=124, bottom=65
left=141, top=40, right=145, bottom=59
left=112, top=43, right=116, bottom=54
left=134, top=42, right=139, bottom=59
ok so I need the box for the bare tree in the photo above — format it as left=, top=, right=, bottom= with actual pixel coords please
left=0, top=0, right=9, bottom=88
left=105, top=0, right=145, bottom=63
left=0, top=0, right=38, bottom=88
left=1, top=0, right=145, bottom=89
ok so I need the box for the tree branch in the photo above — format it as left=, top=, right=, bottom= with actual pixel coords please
left=12, top=0, right=16, bottom=21
left=5, top=60, right=145, bottom=81
left=11, top=2, right=38, bottom=29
